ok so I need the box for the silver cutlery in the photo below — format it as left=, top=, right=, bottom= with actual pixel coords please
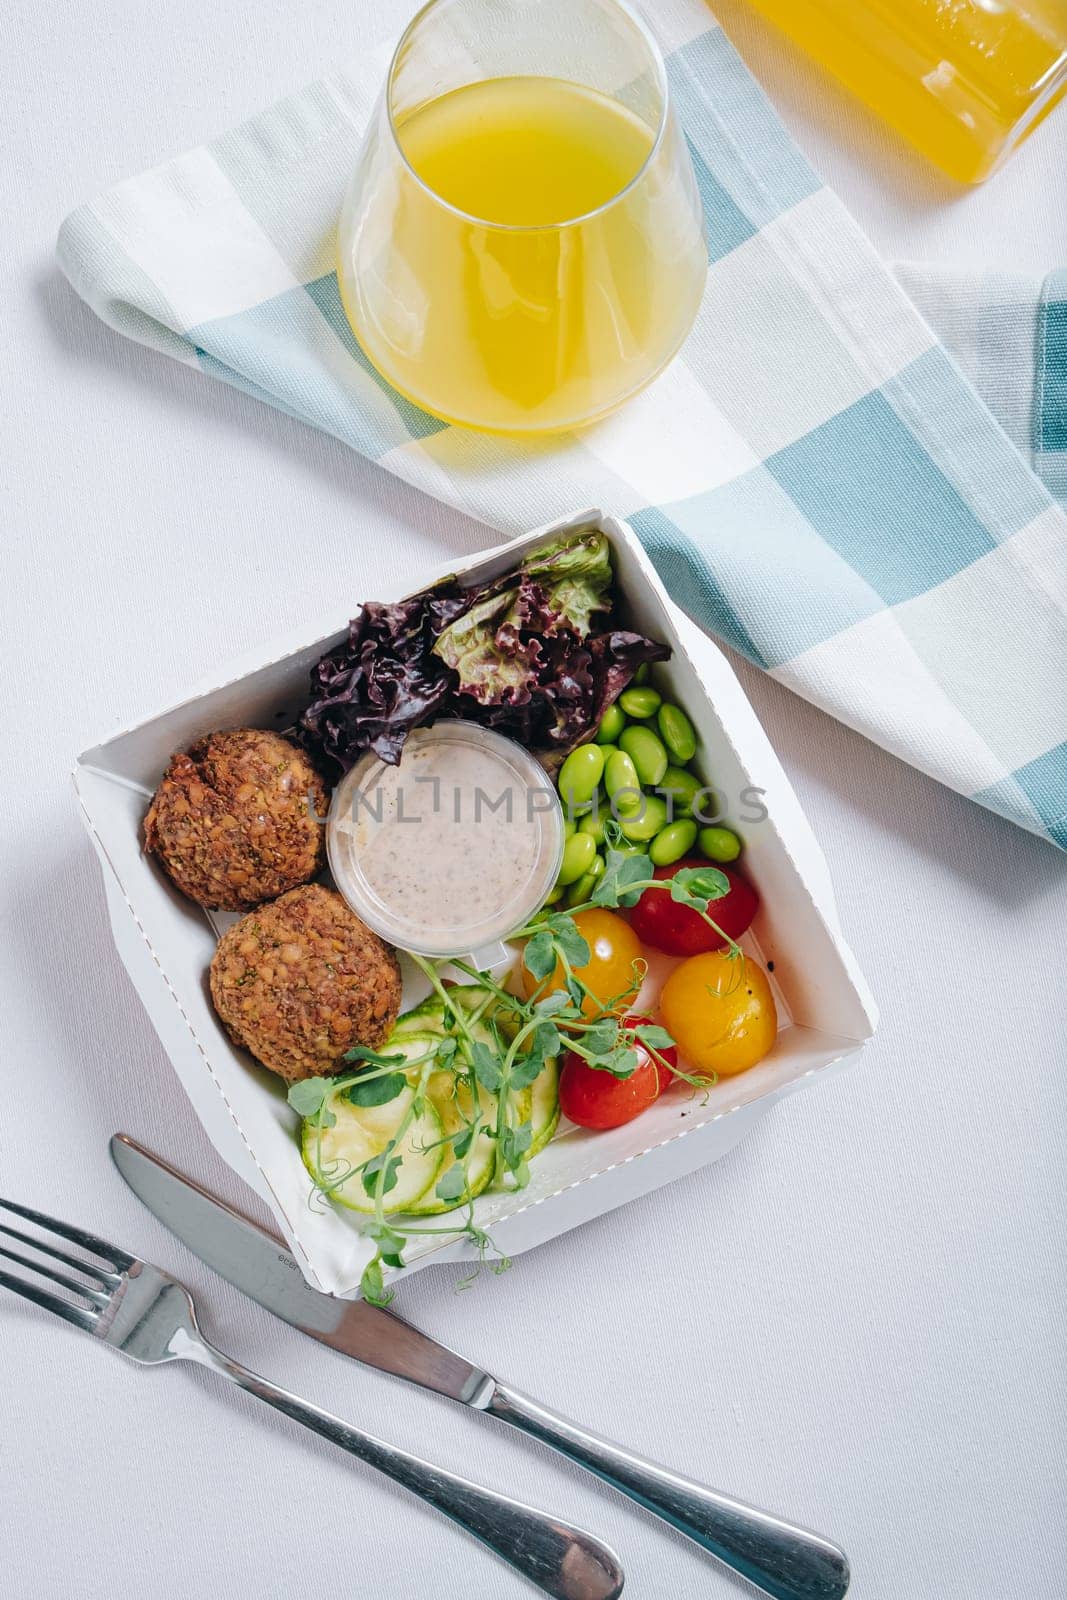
left=0, top=1194, right=623, bottom=1600
left=112, top=1133, right=851, bottom=1600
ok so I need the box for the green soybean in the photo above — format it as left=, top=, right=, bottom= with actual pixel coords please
left=604, top=750, right=643, bottom=815
left=633, top=663, right=651, bottom=686
left=543, top=882, right=565, bottom=906
left=619, top=725, right=668, bottom=787
left=567, top=853, right=606, bottom=907
left=558, top=744, right=605, bottom=810
left=619, top=685, right=662, bottom=720
left=557, top=831, right=598, bottom=885
left=657, top=703, right=697, bottom=764
left=578, top=809, right=608, bottom=846
left=618, top=795, right=668, bottom=842
left=563, top=816, right=577, bottom=839
left=659, top=765, right=704, bottom=815
left=596, top=704, right=626, bottom=744
left=698, top=825, right=742, bottom=863
left=649, top=818, right=698, bottom=866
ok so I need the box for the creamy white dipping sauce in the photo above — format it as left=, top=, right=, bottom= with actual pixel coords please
left=327, top=723, right=563, bottom=957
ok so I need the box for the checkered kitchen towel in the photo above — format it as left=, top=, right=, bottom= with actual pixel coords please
left=56, top=0, right=1067, bottom=849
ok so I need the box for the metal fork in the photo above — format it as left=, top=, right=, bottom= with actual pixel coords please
left=0, top=1196, right=623, bottom=1600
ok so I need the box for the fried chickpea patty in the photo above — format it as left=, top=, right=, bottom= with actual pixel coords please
left=209, top=884, right=402, bottom=1082
left=145, top=728, right=327, bottom=911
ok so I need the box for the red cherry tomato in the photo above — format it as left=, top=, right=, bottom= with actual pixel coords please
left=627, top=860, right=759, bottom=957
left=559, top=1054, right=660, bottom=1130
left=559, top=1013, right=678, bottom=1129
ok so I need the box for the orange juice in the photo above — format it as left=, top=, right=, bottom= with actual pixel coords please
left=398, top=76, right=653, bottom=227
left=745, top=0, right=1067, bottom=182
left=337, top=75, right=707, bottom=433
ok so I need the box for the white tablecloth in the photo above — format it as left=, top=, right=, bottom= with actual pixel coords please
left=2, top=3, right=1065, bottom=1596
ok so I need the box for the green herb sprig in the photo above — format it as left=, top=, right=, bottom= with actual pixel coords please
left=290, top=850, right=736, bottom=1304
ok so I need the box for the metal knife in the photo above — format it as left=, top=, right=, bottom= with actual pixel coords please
left=112, top=1132, right=850, bottom=1600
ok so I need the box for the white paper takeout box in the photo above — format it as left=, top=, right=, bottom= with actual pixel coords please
left=75, top=510, right=877, bottom=1297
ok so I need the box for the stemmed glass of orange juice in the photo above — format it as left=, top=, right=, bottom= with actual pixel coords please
left=337, top=0, right=707, bottom=434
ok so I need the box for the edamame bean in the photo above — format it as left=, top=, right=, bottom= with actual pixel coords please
left=596, top=704, right=626, bottom=744
left=543, top=882, right=565, bottom=905
left=578, top=809, right=607, bottom=846
left=618, top=795, right=668, bottom=842
left=619, top=685, right=663, bottom=720
left=567, top=853, right=606, bottom=906
left=557, top=743, right=605, bottom=811
left=633, top=663, right=651, bottom=685
left=563, top=816, right=577, bottom=839
left=595, top=743, right=618, bottom=763
left=657, top=702, right=697, bottom=764
left=659, top=765, right=703, bottom=816
left=556, top=831, right=598, bottom=885
left=619, top=725, right=668, bottom=787
left=690, top=790, right=723, bottom=826
left=698, top=825, right=742, bottom=863
left=604, top=750, right=643, bottom=815
left=649, top=818, right=698, bottom=866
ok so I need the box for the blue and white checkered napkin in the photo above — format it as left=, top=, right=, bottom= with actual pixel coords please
left=56, top=0, right=1067, bottom=850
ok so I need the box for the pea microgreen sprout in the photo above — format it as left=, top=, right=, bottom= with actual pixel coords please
left=628, top=1021, right=715, bottom=1095
left=290, top=851, right=743, bottom=1305
left=513, top=849, right=742, bottom=962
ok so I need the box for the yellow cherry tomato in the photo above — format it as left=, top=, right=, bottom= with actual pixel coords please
left=659, top=951, right=776, bottom=1077
left=522, top=908, right=644, bottom=1016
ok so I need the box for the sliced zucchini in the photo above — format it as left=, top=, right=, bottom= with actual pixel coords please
left=403, top=1031, right=496, bottom=1216
left=390, top=991, right=559, bottom=1162
left=528, top=1058, right=560, bottom=1157
left=383, top=1031, right=441, bottom=1072
left=391, top=994, right=449, bottom=1037
left=301, top=1078, right=444, bottom=1215
left=391, top=983, right=516, bottom=1041
left=395, top=1021, right=535, bottom=1215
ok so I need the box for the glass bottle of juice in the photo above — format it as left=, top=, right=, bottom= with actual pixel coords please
left=743, top=0, right=1067, bottom=182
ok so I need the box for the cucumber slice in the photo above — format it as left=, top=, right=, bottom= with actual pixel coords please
left=301, top=1084, right=444, bottom=1215
left=529, top=1058, right=560, bottom=1157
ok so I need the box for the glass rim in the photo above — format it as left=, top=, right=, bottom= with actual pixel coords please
left=383, top=0, right=671, bottom=234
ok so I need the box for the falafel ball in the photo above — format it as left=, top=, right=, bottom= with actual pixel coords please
left=209, top=884, right=402, bottom=1082
left=145, top=729, right=327, bottom=911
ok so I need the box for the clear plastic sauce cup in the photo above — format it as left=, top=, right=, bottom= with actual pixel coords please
left=327, top=722, right=564, bottom=960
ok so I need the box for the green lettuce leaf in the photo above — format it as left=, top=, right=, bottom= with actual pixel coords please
left=432, top=587, right=541, bottom=702
left=522, top=529, right=613, bottom=637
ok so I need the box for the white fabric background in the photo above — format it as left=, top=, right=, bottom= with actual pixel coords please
left=2, top=3, right=1065, bottom=1598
